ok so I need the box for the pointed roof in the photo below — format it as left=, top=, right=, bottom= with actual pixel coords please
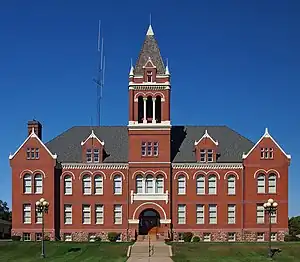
left=134, top=25, right=165, bottom=75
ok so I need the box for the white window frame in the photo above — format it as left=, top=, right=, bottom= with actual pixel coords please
left=209, top=204, right=217, bottom=224
left=271, top=210, right=277, bottom=224
left=23, top=174, right=32, bottom=194
left=200, top=149, right=206, bottom=162
left=83, top=175, right=92, bottom=195
left=228, top=232, right=236, bottom=242
left=196, top=175, right=205, bottom=195
left=35, top=210, right=42, bottom=224
left=64, top=204, right=72, bottom=225
left=227, top=175, right=236, bottom=195
left=34, top=174, right=43, bottom=194
left=94, top=175, right=103, bottom=195
left=257, top=232, right=265, bottom=242
left=155, top=175, right=164, bottom=193
left=257, top=174, right=266, bottom=193
left=114, top=204, right=122, bottom=224
left=145, top=175, right=154, bottom=193
left=64, top=233, right=72, bottom=242
left=208, top=175, right=217, bottom=195
left=136, top=175, right=143, bottom=193
left=268, top=174, right=277, bottom=194
left=86, top=149, right=92, bottom=162
left=153, top=142, right=159, bottom=156
left=256, top=204, right=265, bottom=224
left=141, top=142, right=147, bottom=156
left=93, top=148, right=99, bottom=163
left=228, top=204, right=236, bottom=224
left=196, top=204, right=204, bottom=224
left=23, top=233, right=31, bottom=241
left=82, top=204, right=91, bottom=224
left=207, top=149, right=213, bottom=162
left=64, top=175, right=72, bottom=195
left=177, top=204, right=186, bottom=224
left=95, top=204, right=104, bottom=224
left=177, top=175, right=186, bottom=195
left=23, top=204, right=31, bottom=224
left=113, top=175, right=122, bottom=195
left=203, top=233, right=211, bottom=242
left=271, top=232, right=277, bottom=242
left=147, top=142, right=152, bottom=156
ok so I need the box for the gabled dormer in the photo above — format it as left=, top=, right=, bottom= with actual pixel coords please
left=194, top=130, right=219, bottom=163
left=143, top=57, right=157, bottom=83
left=81, top=130, right=105, bottom=163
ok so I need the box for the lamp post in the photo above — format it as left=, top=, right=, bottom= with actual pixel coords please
left=36, top=198, right=49, bottom=259
left=263, top=198, right=278, bottom=258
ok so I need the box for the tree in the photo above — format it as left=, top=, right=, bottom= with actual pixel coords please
left=0, top=200, right=11, bottom=221
left=288, top=216, right=300, bottom=236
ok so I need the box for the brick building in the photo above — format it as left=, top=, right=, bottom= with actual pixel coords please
left=10, top=25, right=291, bottom=242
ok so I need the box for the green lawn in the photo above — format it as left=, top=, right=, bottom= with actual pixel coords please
left=171, top=242, right=300, bottom=262
left=0, top=241, right=131, bottom=262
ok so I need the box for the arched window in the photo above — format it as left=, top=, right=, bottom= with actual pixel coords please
left=113, top=175, right=122, bottom=195
left=178, top=175, right=186, bottom=195
left=268, top=174, right=277, bottom=193
left=82, top=175, right=92, bottom=195
left=138, top=96, right=144, bottom=123
left=196, top=175, right=205, bottom=195
left=227, top=175, right=236, bottom=195
left=155, top=95, right=162, bottom=123
left=136, top=175, right=143, bottom=193
left=64, top=175, right=72, bottom=195
left=145, top=175, right=154, bottom=193
left=146, top=96, right=153, bottom=121
left=257, top=174, right=265, bottom=193
left=208, top=175, right=217, bottom=195
left=34, top=173, right=43, bottom=194
left=155, top=175, right=164, bottom=193
left=94, top=175, right=103, bottom=194
left=23, top=174, right=32, bottom=194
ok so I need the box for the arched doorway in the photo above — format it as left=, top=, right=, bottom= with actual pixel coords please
left=138, top=209, right=160, bottom=235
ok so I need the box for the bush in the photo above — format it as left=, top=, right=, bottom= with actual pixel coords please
left=192, top=236, right=200, bottom=242
left=284, top=234, right=300, bottom=242
left=95, top=236, right=101, bottom=242
left=183, top=232, right=193, bottom=242
left=11, top=236, right=21, bottom=241
left=44, top=236, right=50, bottom=241
left=108, top=232, right=120, bottom=242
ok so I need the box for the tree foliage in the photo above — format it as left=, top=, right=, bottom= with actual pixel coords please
left=0, top=200, right=11, bottom=221
left=288, top=216, right=300, bottom=236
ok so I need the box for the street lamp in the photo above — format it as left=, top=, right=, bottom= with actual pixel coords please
left=263, top=198, right=278, bottom=258
left=36, top=198, right=49, bottom=259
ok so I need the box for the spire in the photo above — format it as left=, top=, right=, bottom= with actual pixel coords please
left=146, top=25, right=154, bottom=36
left=165, top=58, right=170, bottom=75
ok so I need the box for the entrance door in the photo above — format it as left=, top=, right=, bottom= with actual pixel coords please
left=138, top=209, right=160, bottom=235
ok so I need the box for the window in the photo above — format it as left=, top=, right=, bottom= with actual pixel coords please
left=196, top=175, right=205, bottom=195
left=203, top=233, right=211, bottom=242
left=34, top=174, right=43, bottom=194
left=83, top=175, right=92, bottom=195
left=177, top=175, right=186, bottom=195
left=113, top=175, right=122, bottom=195
left=145, top=175, right=154, bottom=193
left=228, top=204, right=236, bottom=224
left=271, top=232, right=277, bottom=242
left=209, top=204, right=217, bottom=224
left=271, top=210, right=277, bottom=224
left=141, top=142, right=146, bottom=156
left=23, top=204, right=31, bottom=224
left=86, top=149, right=92, bottom=162
left=256, top=204, right=265, bottom=224
left=23, top=174, right=32, bottom=194
left=114, top=205, right=122, bottom=224
left=261, top=148, right=274, bottom=159
left=208, top=175, right=217, bottom=195
left=228, top=232, right=236, bottom=242
left=207, top=149, right=213, bottom=162
left=200, top=149, right=206, bottom=162
left=257, top=232, right=265, bottom=242
left=35, top=233, right=42, bottom=241
left=153, top=142, right=159, bottom=156
left=178, top=204, right=186, bottom=224
left=155, top=175, right=164, bottom=193
left=257, top=174, right=266, bottom=193
left=26, top=148, right=39, bottom=160
left=89, top=234, right=96, bottom=242
left=93, top=149, right=99, bottom=162
left=268, top=174, right=276, bottom=193
left=82, top=205, right=91, bottom=224
left=64, top=175, right=72, bottom=195
left=94, top=175, right=103, bottom=194
left=95, top=204, right=104, bottom=224
left=227, top=175, right=236, bottom=195
left=147, top=142, right=152, bottom=156
left=196, top=204, right=204, bottom=224
left=35, top=210, right=42, bottom=224
left=64, top=233, right=72, bottom=242
left=23, top=233, right=31, bottom=241
left=147, top=71, right=153, bottom=82
left=136, top=175, right=143, bottom=193
left=64, top=204, right=72, bottom=224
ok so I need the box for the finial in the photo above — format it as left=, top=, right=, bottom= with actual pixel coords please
left=146, top=25, right=154, bottom=36
left=165, top=58, right=170, bottom=75
left=150, top=13, right=152, bottom=26
left=264, top=127, right=270, bottom=137
left=129, top=59, right=134, bottom=76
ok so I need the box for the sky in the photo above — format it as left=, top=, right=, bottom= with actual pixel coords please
left=0, top=1, right=299, bottom=216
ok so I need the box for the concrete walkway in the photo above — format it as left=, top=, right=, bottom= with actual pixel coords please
left=127, top=241, right=173, bottom=262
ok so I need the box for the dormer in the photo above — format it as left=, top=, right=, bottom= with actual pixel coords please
left=81, top=130, right=105, bottom=163
left=194, top=130, right=219, bottom=163
left=143, top=57, right=157, bottom=83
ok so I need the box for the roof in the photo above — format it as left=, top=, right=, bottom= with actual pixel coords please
left=45, top=126, right=254, bottom=163
left=134, top=25, right=165, bottom=75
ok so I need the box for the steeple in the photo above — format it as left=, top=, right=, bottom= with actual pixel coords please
left=134, top=25, right=165, bottom=75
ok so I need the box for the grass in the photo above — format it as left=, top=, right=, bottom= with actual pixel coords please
left=0, top=241, right=131, bottom=262
left=171, top=242, right=300, bottom=262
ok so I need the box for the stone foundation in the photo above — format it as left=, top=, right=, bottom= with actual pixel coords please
left=12, top=229, right=55, bottom=241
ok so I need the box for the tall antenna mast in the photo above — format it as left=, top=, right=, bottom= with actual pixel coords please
left=93, top=20, right=105, bottom=126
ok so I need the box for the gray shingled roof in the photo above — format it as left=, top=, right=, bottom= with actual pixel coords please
left=134, top=33, right=165, bottom=75
left=45, top=126, right=254, bottom=163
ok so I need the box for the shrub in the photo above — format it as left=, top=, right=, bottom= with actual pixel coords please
left=108, top=232, right=120, bottom=242
left=11, top=236, right=21, bottom=241
left=44, top=236, right=50, bottom=241
left=192, top=236, right=200, bottom=242
left=183, top=232, right=193, bottom=242
left=284, top=234, right=300, bottom=242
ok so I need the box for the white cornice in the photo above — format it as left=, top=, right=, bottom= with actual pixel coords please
left=172, top=163, right=243, bottom=169
left=62, top=163, right=128, bottom=170
left=128, top=121, right=171, bottom=130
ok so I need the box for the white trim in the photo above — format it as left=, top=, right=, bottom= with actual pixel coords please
left=146, top=25, right=154, bottom=36
left=131, top=191, right=169, bottom=204
left=143, top=57, right=156, bottom=68
left=129, top=66, right=134, bottom=76
left=134, top=91, right=166, bottom=102
left=61, top=163, right=128, bottom=169
left=128, top=219, right=139, bottom=224
left=110, top=171, right=126, bottom=180
left=9, top=128, right=57, bottom=160
left=129, top=162, right=170, bottom=165
left=192, top=170, right=221, bottom=180
left=93, top=170, right=107, bottom=180
left=224, top=171, right=240, bottom=180
left=160, top=219, right=171, bottom=224
left=81, top=130, right=104, bottom=146
left=132, top=202, right=167, bottom=220
left=174, top=171, right=190, bottom=180
left=194, top=129, right=218, bottom=146
left=127, top=121, right=171, bottom=129
left=61, top=171, right=76, bottom=180
left=253, top=169, right=280, bottom=179
left=165, top=65, right=170, bottom=75
left=131, top=170, right=167, bottom=179
left=172, top=163, right=243, bottom=169
left=242, top=128, right=291, bottom=160
left=19, top=169, right=46, bottom=179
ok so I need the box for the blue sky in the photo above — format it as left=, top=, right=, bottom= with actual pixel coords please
left=0, top=1, right=299, bottom=216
